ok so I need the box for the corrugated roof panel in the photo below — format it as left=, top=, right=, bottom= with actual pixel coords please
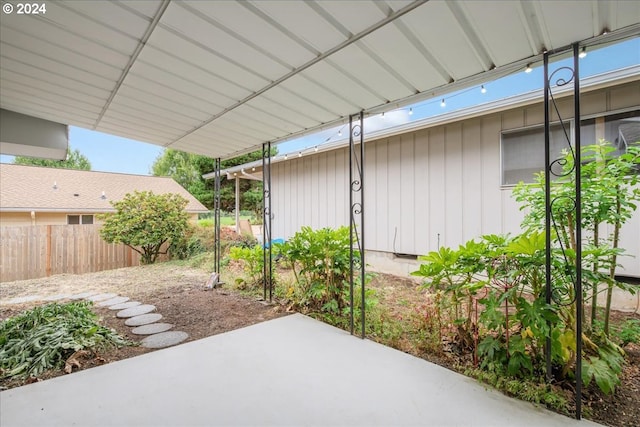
left=160, top=2, right=290, bottom=81
left=400, top=1, right=485, bottom=80
left=232, top=104, right=302, bottom=135
left=615, top=1, right=640, bottom=28
left=278, top=74, right=360, bottom=114
left=329, top=44, right=414, bottom=102
left=126, top=60, right=237, bottom=106
left=119, top=76, right=226, bottom=116
left=201, top=115, right=281, bottom=142
left=0, top=93, right=98, bottom=125
left=0, top=103, right=96, bottom=130
left=117, top=0, right=164, bottom=19
left=58, top=0, right=152, bottom=40
left=316, top=0, right=387, bottom=35
left=538, top=1, right=596, bottom=49
left=300, top=61, right=384, bottom=109
left=0, top=58, right=111, bottom=100
left=0, top=43, right=115, bottom=91
left=263, top=86, right=341, bottom=123
left=40, top=2, right=140, bottom=53
left=223, top=109, right=295, bottom=138
left=253, top=1, right=347, bottom=53
left=359, top=22, right=447, bottom=92
left=115, top=85, right=221, bottom=123
left=99, top=108, right=191, bottom=139
left=184, top=0, right=316, bottom=68
left=0, top=18, right=130, bottom=70
left=0, top=82, right=103, bottom=114
left=0, top=27, right=122, bottom=81
left=144, top=27, right=269, bottom=92
left=133, top=45, right=252, bottom=101
left=244, top=96, right=320, bottom=130
left=459, top=1, right=537, bottom=65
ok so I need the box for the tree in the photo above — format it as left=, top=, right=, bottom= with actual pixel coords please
left=151, top=147, right=276, bottom=214
left=99, top=191, right=190, bottom=264
left=14, top=147, right=91, bottom=170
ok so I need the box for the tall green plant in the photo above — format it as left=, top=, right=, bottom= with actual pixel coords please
left=280, top=226, right=374, bottom=323
left=513, top=140, right=640, bottom=334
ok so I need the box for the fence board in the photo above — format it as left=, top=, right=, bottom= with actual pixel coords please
left=0, top=224, right=150, bottom=282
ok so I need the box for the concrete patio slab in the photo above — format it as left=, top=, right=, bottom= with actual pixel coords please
left=0, top=314, right=600, bottom=427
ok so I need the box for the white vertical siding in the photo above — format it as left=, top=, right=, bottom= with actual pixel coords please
left=269, top=80, right=640, bottom=275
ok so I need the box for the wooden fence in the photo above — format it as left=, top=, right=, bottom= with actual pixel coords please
left=0, top=224, right=145, bottom=282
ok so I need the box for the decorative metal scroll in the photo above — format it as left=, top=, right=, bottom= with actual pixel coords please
left=544, top=43, right=583, bottom=420
left=262, top=142, right=273, bottom=302
left=349, top=112, right=366, bottom=338
left=213, top=157, right=222, bottom=276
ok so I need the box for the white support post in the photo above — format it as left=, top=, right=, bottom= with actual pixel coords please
left=235, top=176, right=240, bottom=234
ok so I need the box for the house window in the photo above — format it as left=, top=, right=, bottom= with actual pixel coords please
left=501, top=123, right=569, bottom=185
left=501, top=110, right=640, bottom=185
left=67, top=215, right=94, bottom=225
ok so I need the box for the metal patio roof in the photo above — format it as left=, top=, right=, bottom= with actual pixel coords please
left=1, top=1, right=639, bottom=160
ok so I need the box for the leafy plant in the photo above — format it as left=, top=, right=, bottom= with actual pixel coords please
left=229, top=244, right=268, bottom=288
left=0, top=302, right=132, bottom=379
left=99, top=191, right=191, bottom=264
left=280, top=226, right=376, bottom=325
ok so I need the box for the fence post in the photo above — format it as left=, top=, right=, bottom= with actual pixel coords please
left=46, top=225, right=52, bottom=277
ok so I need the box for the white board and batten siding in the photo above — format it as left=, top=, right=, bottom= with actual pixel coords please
left=270, top=80, right=640, bottom=277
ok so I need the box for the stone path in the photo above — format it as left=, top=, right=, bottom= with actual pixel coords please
left=3, top=292, right=188, bottom=349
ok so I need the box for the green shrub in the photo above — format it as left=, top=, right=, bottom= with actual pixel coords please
left=229, top=245, right=266, bottom=288
left=280, top=226, right=376, bottom=326
left=0, top=302, right=133, bottom=379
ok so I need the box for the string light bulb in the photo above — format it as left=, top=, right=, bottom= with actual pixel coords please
left=298, top=152, right=302, bottom=158
left=481, top=85, right=487, bottom=94
left=381, top=112, right=385, bottom=119
left=284, top=154, right=288, bottom=160
left=338, top=130, right=342, bottom=137
left=314, top=146, right=319, bottom=152
left=440, top=99, right=446, bottom=107
left=579, top=47, right=587, bottom=58
left=409, top=107, right=413, bottom=115
left=525, top=64, right=533, bottom=73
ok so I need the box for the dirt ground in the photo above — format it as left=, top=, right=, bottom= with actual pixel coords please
left=1, top=265, right=639, bottom=427
left=0, top=263, right=287, bottom=388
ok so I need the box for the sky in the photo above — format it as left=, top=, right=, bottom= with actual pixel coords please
left=1, top=38, right=638, bottom=175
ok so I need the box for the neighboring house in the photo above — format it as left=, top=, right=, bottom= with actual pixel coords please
left=217, top=67, right=640, bottom=278
left=0, top=164, right=209, bottom=226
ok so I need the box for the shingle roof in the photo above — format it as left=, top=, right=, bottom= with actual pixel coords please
left=0, top=164, right=209, bottom=213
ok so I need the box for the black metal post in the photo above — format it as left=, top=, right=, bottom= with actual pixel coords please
left=213, top=157, right=221, bottom=276
left=543, top=44, right=583, bottom=420
left=349, top=112, right=365, bottom=338
left=573, top=42, right=583, bottom=421
left=262, top=142, right=273, bottom=302
left=543, top=52, right=552, bottom=381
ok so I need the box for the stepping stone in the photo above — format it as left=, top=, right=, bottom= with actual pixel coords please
left=44, top=294, right=70, bottom=302
left=109, top=301, right=141, bottom=310
left=97, top=296, right=130, bottom=307
left=116, top=304, right=156, bottom=318
left=131, top=323, right=174, bottom=335
left=125, top=313, right=163, bottom=327
left=5, top=295, right=42, bottom=304
left=141, top=331, right=189, bottom=349
left=70, top=291, right=98, bottom=300
left=87, top=293, right=118, bottom=302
